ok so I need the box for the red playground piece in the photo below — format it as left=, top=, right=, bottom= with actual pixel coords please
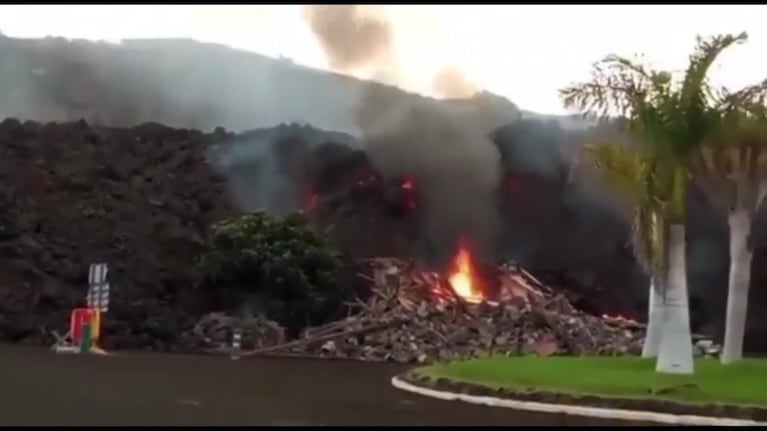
left=70, top=308, right=98, bottom=344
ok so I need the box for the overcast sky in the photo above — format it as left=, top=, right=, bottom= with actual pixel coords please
left=0, top=4, right=765, bottom=115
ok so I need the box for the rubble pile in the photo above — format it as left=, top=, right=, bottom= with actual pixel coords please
left=232, top=259, right=645, bottom=363
left=179, top=312, right=285, bottom=352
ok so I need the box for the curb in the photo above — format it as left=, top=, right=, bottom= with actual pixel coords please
left=391, top=376, right=767, bottom=426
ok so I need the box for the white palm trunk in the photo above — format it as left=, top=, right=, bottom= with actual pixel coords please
left=721, top=209, right=753, bottom=364
left=655, top=224, right=695, bottom=374
left=642, top=276, right=664, bottom=358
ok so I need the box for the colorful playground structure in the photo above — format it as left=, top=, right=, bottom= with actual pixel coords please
left=52, top=263, right=111, bottom=355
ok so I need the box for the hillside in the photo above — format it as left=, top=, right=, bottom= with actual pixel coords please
left=0, top=35, right=534, bottom=134
left=0, top=119, right=609, bottom=350
left=0, top=35, right=766, bottom=353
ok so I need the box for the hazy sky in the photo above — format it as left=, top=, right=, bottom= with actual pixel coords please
left=0, top=4, right=765, bottom=115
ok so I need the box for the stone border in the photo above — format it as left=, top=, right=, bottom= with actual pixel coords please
left=392, top=374, right=767, bottom=426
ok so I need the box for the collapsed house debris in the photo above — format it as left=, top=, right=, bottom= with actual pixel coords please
left=205, top=255, right=646, bottom=363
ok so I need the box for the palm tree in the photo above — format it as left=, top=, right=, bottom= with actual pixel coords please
left=579, top=138, right=692, bottom=374
left=686, top=34, right=767, bottom=363
left=582, top=142, right=670, bottom=359
left=559, top=34, right=748, bottom=374
left=697, top=121, right=767, bottom=364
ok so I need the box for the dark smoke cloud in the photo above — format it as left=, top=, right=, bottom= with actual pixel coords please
left=432, top=67, right=480, bottom=99
left=303, top=5, right=515, bottom=263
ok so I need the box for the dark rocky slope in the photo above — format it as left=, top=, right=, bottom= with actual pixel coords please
left=0, top=119, right=234, bottom=349
left=0, top=34, right=765, bottom=352
left=0, top=118, right=765, bottom=353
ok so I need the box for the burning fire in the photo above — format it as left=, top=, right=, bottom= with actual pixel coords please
left=447, top=240, right=485, bottom=303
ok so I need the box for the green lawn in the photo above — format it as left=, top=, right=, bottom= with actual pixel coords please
left=417, top=356, right=767, bottom=407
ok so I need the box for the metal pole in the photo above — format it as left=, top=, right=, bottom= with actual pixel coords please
left=231, top=329, right=242, bottom=360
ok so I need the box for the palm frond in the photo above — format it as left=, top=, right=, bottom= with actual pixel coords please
left=560, top=51, right=682, bottom=162
left=718, top=79, right=767, bottom=119
left=681, top=32, right=747, bottom=109
left=584, top=139, right=671, bottom=273
left=564, top=31, right=767, bottom=267
left=692, top=73, right=767, bottom=212
left=677, top=33, right=748, bottom=155
left=560, top=55, right=655, bottom=121
left=582, top=141, right=649, bottom=204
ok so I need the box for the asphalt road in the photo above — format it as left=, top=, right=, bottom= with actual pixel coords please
left=0, top=345, right=655, bottom=426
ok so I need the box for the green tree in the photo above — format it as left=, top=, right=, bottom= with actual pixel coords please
left=685, top=33, right=767, bottom=363
left=203, top=211, right=347, bottom=335
left=559, top=34, right=742, bottom=374
left=582, top=142, right=669, bottom=359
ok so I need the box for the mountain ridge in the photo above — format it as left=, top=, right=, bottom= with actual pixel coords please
left=0, top=34, right=594, bottom=133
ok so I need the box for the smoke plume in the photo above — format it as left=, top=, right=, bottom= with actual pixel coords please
left=432, top=67, right=480, bottom=99
left=303, top=5, right=510, bottom=263
left=302, top=5, right=394, bottom=73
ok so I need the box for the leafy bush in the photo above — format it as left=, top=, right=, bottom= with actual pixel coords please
left=203, top=211, right=347, bottom=333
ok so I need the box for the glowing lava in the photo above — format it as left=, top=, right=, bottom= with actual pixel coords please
left=304, top=189, right=319, bottom=213
left=601, top=313, right=640, bottom=325
left=447, top=241, right=485, bottom=303
left=400, top=176, right=418, bottom=211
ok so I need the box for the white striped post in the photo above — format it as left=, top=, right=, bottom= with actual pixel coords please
left=231, top=328, right=242, bottom=360
left=86, top=263, right=110, bottom=313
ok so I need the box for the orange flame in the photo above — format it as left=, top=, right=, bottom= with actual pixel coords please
left=447, top=241, right=484, bottom=303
